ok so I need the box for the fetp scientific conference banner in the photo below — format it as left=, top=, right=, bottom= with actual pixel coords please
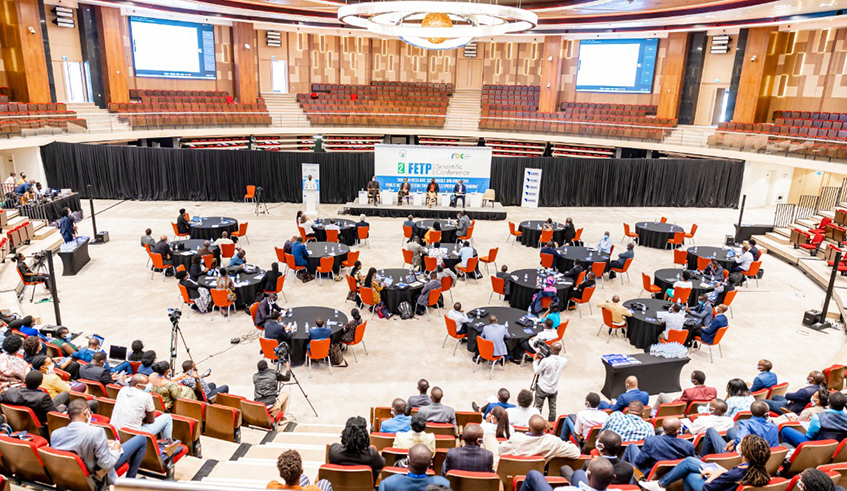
left=373, top=144, right=492, bottom=193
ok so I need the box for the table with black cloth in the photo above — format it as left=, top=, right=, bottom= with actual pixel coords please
left=305, top=242, right=349, bottom=275
left=685, top=246, right=735, bottom=272
left=199, top=267, right=265, bottom=310
left=735, top=224, right=774, bottom=243
left=170, top=239, right=221, bottom=271
left=277, top=307, right=347, bottom=365
left=58, top=236, right=90, bottom=276
left=465, top=306, right=541, bottom=354
left=21, top=193, right=82, bottom=223
left=601, top=353, right=691, bottom=399
left=414, top=219, right=458, bottom=244
left=555, top=246, right=610, bottom=273
left=189, top=216, right=239, bottom=240
left=622, top=298, right=674, bottom=350
left=423, top=243, right=477, bottom=271
left=635, top=222, right=684, bottom=249
left=518, top=221, right=565, bottom=248
left=312, top=219, right=357, bottom=246
left=653, top=268, right=716, bottom=307
left=375, top=268, right=426, bottom=315
left=508, top=269, right=574, bottom=311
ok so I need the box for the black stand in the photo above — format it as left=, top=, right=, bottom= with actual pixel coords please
left=44, top=250, right=61, bottom=325
left=734, top=194, right=747, bottom=245
left=254, top=188, right=269, bottom=216
left=277, top=351, right=318, bottom=417
left=813, top=251, right=841, bottom=332
left=168, top=311, right=194, bottom=370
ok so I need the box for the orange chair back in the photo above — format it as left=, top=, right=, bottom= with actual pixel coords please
left=326, top=229, right=339, bottom=243
left=298, top=226, right=309, bottom=241
left=317, top=256, right=334, bottom=273
left=673, top=249, right=688, bottom=265
left=662, top=329, right=688, bottom=344
left=286, top=254, right=299, bottom=271
left=642, top=272, right=654, bottom=291
left=402, top=248, right=414, bottom=265
left=202, top=254, right=214, bottom=269
left=359, top=287, right=376, bottom=306
left=343, top=250, right=360, bottom=267
left=149, top=253, right=167, bottom=270
left=577, top=286, right=595, bottom=303
left=352, top=321, right=367, bottom=345
left=576, top=271, right=586, bottom=285
left=236, top=222, right=248, bottom=237
left=673, top=287, right=692, bottom=304
left=696, top=256, right=711, bottom=271
left=461, top=225, right=474, bottom=240
left=445, top=316, right=460, bottom=339
left=267, top=275, right=284, bottom=294
left=710, top=326, right=729, bottom=345
left=346, top=275, right=358, bottom=293
left=428, top=230, right=442, bottom=244
left=245, top=185, right=256, bottom=198
left=539, top=229, right=553, bottom=244
left=179, top=285, right=193, bottom=304
left=176, top=264, right=186, bottom=273
left=441, top=276, right=453, bottom=292
left=669, top=232, right=684, bottom=244
left=723, top=290, right=738, bottom=306
left=259, top=338, right=278, bottom=360
left=491, top=276, right=505, bottom=295
left=309, top=338, right=331, bottom=359
left=591, top=261, right=605, bottom=277
left=540, top=253, right=554, bottom=269
left=249, top=302, right=259, bottom=323
left=687, top=224, right=698, bottom=236
left=427, top=288, right=442, bottom=307
left=551, top=320, right=569, bottom=345
left=424, top=256, right=438, bottom=271
left=660, top=217, right=668, bottom=223
left=477, top=337, right=500, bottom=362
left=357, top=226, right=369, bottom=240
left=274, top=247, right=286, bottom=263
left=482, top=248, right=498, bottom=263
left=210, top=289, right=233, bottom=307
left=509, top=222, right=519, bottom=236
left=171, top=223, right=183, bottom=236
left=601, top=308, right=615, bottom=328
left=220, top=242, right=235, bottom=258
left=403, top=225, right=413, bottom=239
left=624, top=223, right=632, bottom=236
left=746, top=261, right=762, bottom=277
left=613, top=257, right=633, bottom=273
left=574, top=228, right=584, bottom=241
left=143, top=243, right=152, bottom=254
left=461, top=257, right=479, bottom=273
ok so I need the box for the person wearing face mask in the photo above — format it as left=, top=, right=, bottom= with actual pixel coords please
left=607, top=242, right=635, bottom=279
left=683, top=399, right=734, bottom=436
left=685, top=294, right=714, bottom=328
left=749, top=359, right=778, bottom=393
left=442, top=424, right=493, bottom=475
left=50, top=326, right=79, bottom=356
left=559, top=392, right=609, bottom=443
left=0, top=370, right=58, bottom=435
left=51, top=399, right=148, bottom=485
left=110, top=374, right=175, bottom=443
left=80, top=352, right=128, bottom=388
left=596, top=231, right=613, bottom=254
left=652, top=370, right=717, bottom=410
left=31, top=355, right=87, bottom=409
left=561, top=430, right=634, bottom=485
left=379, top=398, right=411, bottom=434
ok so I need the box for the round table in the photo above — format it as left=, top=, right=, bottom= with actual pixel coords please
left=686, top=246, right=735, bottom=272
left=635, top=222, right=684, bottom=249
left=170, top=239, right=220, bottom=271
left=312, top=219, right=357, bottom=246
left=414, top=219, right=458, bottom=244
left=508, top=269, right=574, bottom=311
left=465, top=306, right=542, bottom=355
left=189, top=217, right=239, bottom=240
left=277, top=307, right=347, bottom=365
left=199, top=267, right=265, bottom=309
left=375, top=268, right=426, bottom=315
left=423, top=243, right=477, bottom=271
left=555, top=246, right=610, bottom=273
left=305, top=242, right=350, bottom=275
left=518, top=221, right=565, bottom=248
left=623, top=298, right=675, bottom=350
left=653, top=268, right=715, bottom=306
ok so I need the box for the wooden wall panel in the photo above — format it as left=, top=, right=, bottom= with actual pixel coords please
left=539, top=37, right=563, bottom=112
left=733, top=27, right=780, bottom=123
left=0, top=0, right=51, bottom=102
left=399, top=43, right=428, bottom=82
left=371, top=39, right=400, bottom=82
left=657, top=32, right=689, bottom=119
left=257, top=30, right=288, bottom=93
left=427, top=50, right=457, bottom=84
left=46, top=7, right=83, bottom=102
left=310, top=34, right=339, bottom=84
left=455, top=55, right=483, bottom=89
left=482, top=42, right=519, bottom=85
left=95, top=6, right=128, bottom=104
left=516, top=42, right=542, bottom=86
left=287, top=32, right=310, bottom=93
left=693, top=36, right=737, bottom=125
left=232, top=22, right=258, bottom=102
left=339, top=36, right=370, bottom=85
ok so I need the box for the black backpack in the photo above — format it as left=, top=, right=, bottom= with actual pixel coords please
left=399, top=301, right=414, bottom=319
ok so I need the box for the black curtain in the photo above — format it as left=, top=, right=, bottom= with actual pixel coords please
left=41, top=142, right=374, bottom=204
left=41, top=142, right=742, bottom=208
left=490, top=157, right=743, bottom=208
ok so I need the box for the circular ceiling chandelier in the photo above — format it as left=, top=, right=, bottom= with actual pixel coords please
left=338, top=1, right=538, bottom=50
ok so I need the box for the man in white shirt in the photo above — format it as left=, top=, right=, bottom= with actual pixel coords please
left=664, top=270, right=694, bottom=301
left=731, top=245, right=754, bottom=273
left=300, top=214, right=316, bottom=236
left=500, top=415, right=580, bottom=460
left=213, top=231, right=234, bottom=247
left=446, top=302, right=471, bottom=336
left=532, top=342, right=567, bottom=422
left=325, top=219, right=340, bottom=231
left=507, top=389, right=542, bottom=427
left=658, top=304, right=686, bottom=341
left=303, top=175, right=317, bottom=191
left=683, top=398, right=734, bottom=436
left=4, top=173, right=15, bottom=194
left=458, top=241, right=475, bottom=270
left=110, top=374, right=174, bottom=441
left=596, top=231, right=613, bottom=254
left=560, top=392, right=610, bottom=442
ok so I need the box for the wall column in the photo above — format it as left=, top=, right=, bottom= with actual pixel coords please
left=539, top=36, right=563, bottom=113
left=0, top=0, right=51, bottom=102
left=233, top=22, right=259, bottom=103
left=94, top=6, right=129, bottom=104
left=657, top=32, right=689, bottom=120
left=733, top=27, right=780, bottom=123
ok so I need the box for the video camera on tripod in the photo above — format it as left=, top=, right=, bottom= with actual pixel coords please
left=273, top=341, right=290, bottom=362
left=530, top=337, right=551, bottom=359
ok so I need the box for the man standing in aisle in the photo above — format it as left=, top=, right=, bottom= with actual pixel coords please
left=532, top=342, right=567, bottom=422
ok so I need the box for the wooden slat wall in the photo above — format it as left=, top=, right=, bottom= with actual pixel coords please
left=0, top=0, right=51, bottom=102
left=232, top=22, right=259, bottom=103
left=657, top=32, right=689, bottom=119
left=96, top=6, right=129, bottom=104
left=539, top=36, right=563, bottom=112
left=733, top=27, right=780, bottom=123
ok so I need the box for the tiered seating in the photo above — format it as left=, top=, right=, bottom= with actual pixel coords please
left=482, top=85, right=539, bottom=111
left=323, top=135, right=383, bottom=152
left=479, top=110, right=676, bottom=141
left=0, top=102, right=87, bottom=137
left=129, top=89, right=230, bottom=104
left=6, top=220, right=33, bottom=250
left=254, top=135, right=316, bottom=152
left=108, top=92, right=271, bottom=129
left=418, top=136, right=479, bottom=146
left=484, top=139, right=546, bottom=157
left=180, top=137, right=250, bottom=150
left=297, top=82, right=452, bottom=128
left=551, top=143, right=614, bottom=158
left=708, top=121, right=847, bottom=159
left=559, top=102, right=657, bottom=117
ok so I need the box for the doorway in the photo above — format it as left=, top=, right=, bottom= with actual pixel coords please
left=710, top=88, right=729, bottom=125
left=63, top=62, right=88, bottom=103
left=271, top=60, right=288, bottom=93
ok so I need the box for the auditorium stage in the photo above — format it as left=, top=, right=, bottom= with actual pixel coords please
left=341, top=201, right=507, bottom=220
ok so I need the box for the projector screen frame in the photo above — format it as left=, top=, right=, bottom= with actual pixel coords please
left=575, top=38, right=659, bottom=94
left=129, top=16, right=218, bottom=81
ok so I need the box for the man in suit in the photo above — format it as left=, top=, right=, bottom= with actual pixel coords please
left=176, top=208, right=190, bottom=235
left=781, top=391, right=847, bottom=446
left=442, top=424, right=493, bottom=475
left=481, top=314, right=511, bottom=360
left=291, top=237, right=312, bottom=276
left=416, top=272, right=441, bottom=314
left=540, top=241, right=562, bottom=264
left=152, top=236, right=173, bottom=264
left=685, top=304, right=729, bottom=347
left=51, top=400, right=147, bottom=485
left=766, top=370, right=825, bottom=414
left=406, top=379, right=431, bottom=415
left=496, top=265, right=512, bottom=301
left=568, top=272, right=596, bottom=309
left=561, top=430, right=634, bottom=485
left=453, top=179, right=467, bottom=208
left=685, top=294, right=714, bottom=328
left=599, top=375, right=649, bottom=411
left=653, top=370, right=717, bottom=409
left=1, top=370, right=57, bottom=435
left=397, top=178, right=412, bottom=205
left=622, top=418, right=695, bottom=474
left=378, top=444, right=449, bottom=491
left=254, top=293, right=282, bottom=328
left=197, top=241, right=214, bottom=258
left=367, top=176, right=380, bottom=205
left=81, top=352, right=128, bottom=388
left=563, top=259, right=585, bottom=282
left=59, top=207, right=75, bottom=243
left=750, top=359, right=778, bottom=392
left=699, top=400, right=778, bottom=455
left=417, top=387, right=456, bottom=424
left=263, top=311, right=292, bottom=347
left=307, top=318, right=331, bottom=354
left=425, top=178, right=439, bottom=208
left=608, top=242, right=634, bottom=279
left=456, top=211, right=471, bottom=238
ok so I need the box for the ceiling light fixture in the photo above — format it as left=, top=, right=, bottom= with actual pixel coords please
left=338, top=1, right=537, bottom=50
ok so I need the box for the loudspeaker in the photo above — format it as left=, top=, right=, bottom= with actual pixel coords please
left=725, top=235, right=735, bottom=246
left=803, top=309, right=822, bottom=326
left=95, top=231, right=109, bottom=243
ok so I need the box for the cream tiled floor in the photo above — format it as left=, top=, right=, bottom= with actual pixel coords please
left=23, top=199, right=843, bottom=425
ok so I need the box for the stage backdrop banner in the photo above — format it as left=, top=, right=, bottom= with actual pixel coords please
left=521, top=168, right=542, bottom=208
left=374, top=144, right=491, bottom=194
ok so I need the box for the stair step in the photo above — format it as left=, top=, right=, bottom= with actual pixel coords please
left=3, top=217, right=27, bottom=231
left=34, top=226, right=57, bottom=241
left=272, top=432, right=340, bottom=445
left=764, top=231, right=790, bottom=245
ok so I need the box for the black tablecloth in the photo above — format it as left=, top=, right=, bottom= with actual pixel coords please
left=306, top=242, right=349, bottom=275
left=601, top=353, right=690, bottom=399
left=635, top=222, right=684, bottom=249
left=171, top=239, right=221, bottom=270
left=199, top=268, right=265, bottom=309
left=465, top=306, right=539, bottom=354
left=518, top=221, right=565, bottom=248
left=508, top=269, right=574, bottom=311
left=313, top=219, right=357, bottom=246
left=686, top=246, right=735, bottom=272
left=555, top=246, right=610, bottom=273
left=414, top=219, right=458, bottom=244
left=423, top=243, right=477, bottom=271
left=622, top=298, right=673, bottom=350
left=58, top=236, right=90, bottom=276
left=376, top=268, right=426, bottom=314
left=735, top=224, right=774, bottom=243
left=21, top=193, right=82, bottom=223
left=189, top=217, right=239, bottom=240
left=653, top=268, right=715, bottom=306
left=277, top=307, right=347, bottom=365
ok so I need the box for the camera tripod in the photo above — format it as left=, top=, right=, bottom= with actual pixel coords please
left=168, top=309, right=195, bottom=372
left=276, top=351, right=318, bottom=418
left=254, top=188, right=269, bottom=216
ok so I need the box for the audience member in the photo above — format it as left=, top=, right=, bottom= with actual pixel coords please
left=568, top=272, right=596, bottom=309
left=137, top=350, right=157, bottom=376
left=597, top=296, right=632, bottom=335
left=559, top=392, right=609, bottom=442
left=393, top=413, right=436, bottom=452
left=522, top=456, right=616, bottom=491
left=14, top=253, right=52, bottom=291
left=456, top=210, right=471, bottom=237
left=562, top=218, right=577, bottom=245
left=664, top=270, right=693, bottom=301
left=418, top=387, right=456, bottom=424
left=608, top=242, right=635, bottom=279
left=197, top=240, right=213, bottom=258
left=796, top=468, right=838, bottom=491
left=111, top=374, right=174, bottom=442
left=749, top=359, right=777, bottom=392
left=291, top=237, right=312, bottom=276
left=596, top=231, right=613, bottom=254
left=380, top=398, right=412, bottom=434
left=600, top=400, right=654, bottom=442
left=416, top=272, right=441, bottom=314
left=500, top=415, right=580, bottom=460
left=561, top=430, right=634, bottom=485
left=128, top=340, right=145, bottom=362
left=749, top=239, right=761, bottom=261
left=180, top=360, right=228, bottom=401
left=307, top=318, right=332, bottom=354
left=540, top=241, right=562, bottom=260
left=563, top=259, right=584, bottom=282
left=658, top=304, right=686, bottom=341
left=532, top=342, right=567, bottom=422
left=653, top=370, right=717, bottom=409
left=458, top=241, right=474, bottom=271
left=446, top=302, right=471, bottom=336
left=340, top=308, right=363, bottom=348
left=507, top=389, right=542, bottom=427
left=529, top=277, right=559, bottom=315
left=405, top=237, right=425, bottom=268
left=442, top=424, right=493, bottom=475
left=80, top=352, right=128, bottom=388
left=283, top=235, right=298, bottom=255
left=731, top=245, right=754, bottom=274
left=31, top=355, right=75, bottom=404
left=176, top=208, right=190, bottom=234
left=149, top=361, right=197, bottom=409
left=685, top=304, right=729, bottom=347
left=481, top=314, right=511, bottom=361
left=685, top=294, right=714, bottom=328
left=255, top=293, right=282, bottom=328
left=765, top=370, right=824, bottom=414
left=214, top=231, right=235, bottom=247
left=623, top=417, right=695, bottom=474
left=472, top=388, right=514, bottom=417
left=267, top=449, right=330, bottom=490
left=0, top=335, right=28, bottom=384
left=74, top=337, right=131, bottom=374
left=725, top=378, right=755, bottom=419
left=780, top=391, right=847, bottom=446
left=496, top=265, right=512, bottom=301
left=704, top=259, right=725, bottom=282
left=379, top=444, right=449, bottom=491
left=263, top=262, right=283, bottom=293
left=228, top=249, right=247, bottom=267
left=407, top=379, right=431, bottom=415
left=700, top=401, right=778, bottom=455
left=600, top=375, right=649, bottom=411
left=328, top=416, right=385, bottom=480
left=253, top=360, right=290, bottom=418
left=684, top=399, right=734, bottom=436
left=152, top=236, right=173, bottom=263
left=140, top=229, right=155, bottom=247
left=0, top=370, right=57, bottom=434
